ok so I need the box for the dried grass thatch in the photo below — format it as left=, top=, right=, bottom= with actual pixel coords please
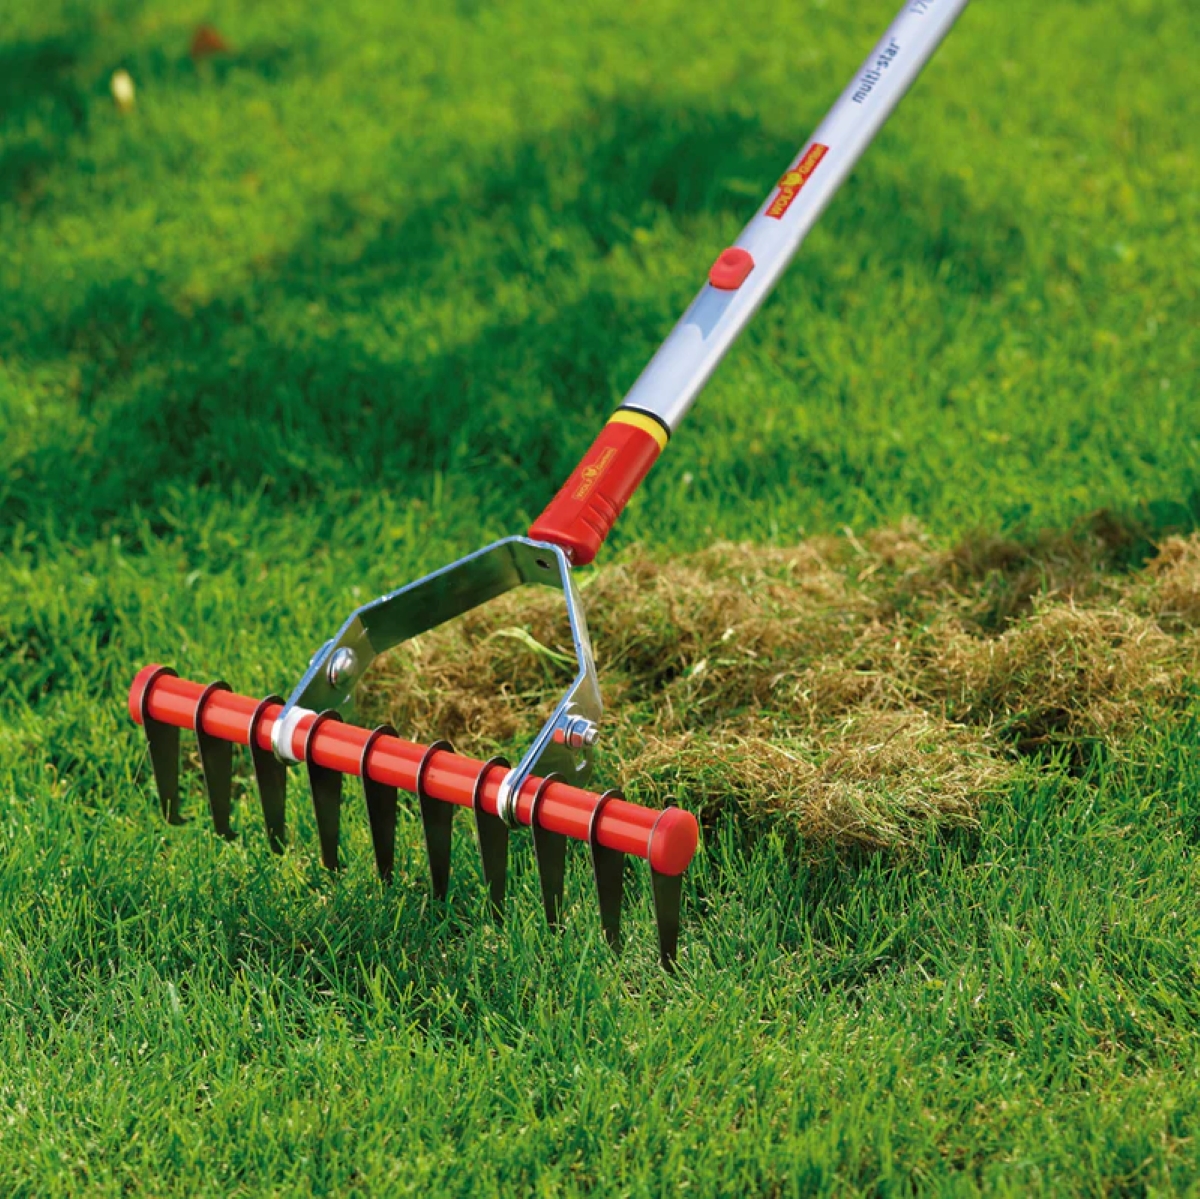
left=359, top=519, right=1200, bottom=854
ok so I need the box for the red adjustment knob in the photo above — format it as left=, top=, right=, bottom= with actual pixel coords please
left=708, top=247, right=755, bottom=290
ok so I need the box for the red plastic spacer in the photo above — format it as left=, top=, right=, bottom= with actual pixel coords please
left=708, top=247, right=755, bottom=290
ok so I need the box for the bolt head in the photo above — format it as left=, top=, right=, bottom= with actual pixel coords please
left=327, top=647, right=358, bottom=687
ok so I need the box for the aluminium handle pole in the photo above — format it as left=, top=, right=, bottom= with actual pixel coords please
left=619, top=0, right=971, bottom=432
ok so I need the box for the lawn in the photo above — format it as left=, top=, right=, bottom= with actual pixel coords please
left=2, top=0, right=1199, bottom=1193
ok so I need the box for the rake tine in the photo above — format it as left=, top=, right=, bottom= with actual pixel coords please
left=530, top=773, right=567, bottom=928
left=360, top=724, right=399, bottom=882
left=303, top=710, right=344, bottom=871
left=647, top=806, right=686, bottom=971
left=416, top=741, right=454, bottom=900
left=248, top=694, right=288, bottom=853
left=194, top=681, right=235, bottom=840
left=590, top=790, right=626, bottom=954
left=650, top=869, right=683, bottom=972
left=472, top=757, right=511, bottom=921
left=139, top=665, right=184, bottom=825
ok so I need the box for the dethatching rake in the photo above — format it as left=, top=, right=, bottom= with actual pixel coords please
left=129, top=0, right=969, bottom=967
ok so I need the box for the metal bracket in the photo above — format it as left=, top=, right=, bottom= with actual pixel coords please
left=272, top=536, right=603, bottom=801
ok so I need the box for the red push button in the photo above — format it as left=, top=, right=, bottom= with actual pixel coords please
left=708, top=247, right=755, bottom=290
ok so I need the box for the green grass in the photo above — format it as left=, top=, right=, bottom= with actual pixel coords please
left=2, top=0, right=1199, bottom=1193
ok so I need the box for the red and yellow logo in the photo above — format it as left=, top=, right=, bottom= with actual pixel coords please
left=573, top=447, right=617, bottom=500
left=765, top=143, right=828, bottom=220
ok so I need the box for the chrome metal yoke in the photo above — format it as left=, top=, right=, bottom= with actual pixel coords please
left=272, top=537, right=603, bottom=817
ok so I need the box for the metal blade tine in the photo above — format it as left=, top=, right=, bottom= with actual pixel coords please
left=360, top=725, right=399, bottom=882
left=530, top=774, right=567, bottom=928
left=472, top=758, right=510, bottom=921
left=249, top=695, right=287, bottom=853
left=590, top=791, right=625, bottom=953
left=304, top=711, right=344, bottom=872
left=140, top=666, right=184, bottom=825
left=146, top=717, right=183, bottom=825
left=416, top=741, right=454, bottom=900
left=195, top=681, right=235, bottom=839
left=651, top=869, right=683, bottom=972
left=593, top=846, right=624, bottom=952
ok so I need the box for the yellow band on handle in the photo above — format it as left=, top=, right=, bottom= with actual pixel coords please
left=609, top=409, right=669, bottom=452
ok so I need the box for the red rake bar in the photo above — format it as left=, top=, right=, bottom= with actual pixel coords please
left=129, top=665, right=697, bottom=967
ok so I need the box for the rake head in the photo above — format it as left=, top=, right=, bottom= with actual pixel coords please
left=129, top=537, right=698, bottom=968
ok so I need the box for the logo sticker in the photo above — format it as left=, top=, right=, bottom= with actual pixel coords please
left=573, top=447, right=617, bottom=500
left=765, top=143, right=828, bottom=220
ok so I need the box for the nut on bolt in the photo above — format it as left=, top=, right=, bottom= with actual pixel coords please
left=563, top=715, right=599, bottom=749
left=327, top=647, right=358, bottom=687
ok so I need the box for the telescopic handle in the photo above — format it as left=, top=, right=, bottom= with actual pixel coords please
left=530, top=0, right=969, bottom=564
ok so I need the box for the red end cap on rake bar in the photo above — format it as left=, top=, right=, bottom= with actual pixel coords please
left=529, top=410, right=669, bottom=565
left=645, top=806, right=699, bottom=877
left=129, top=663, right=161, bottom=724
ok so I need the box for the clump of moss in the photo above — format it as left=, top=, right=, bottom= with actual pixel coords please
left=623, top=712, right=998, bottom=850
left=359, top=520, right=1200, bottom=854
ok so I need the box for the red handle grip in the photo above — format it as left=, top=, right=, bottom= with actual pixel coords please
left=128, top=666, right=698, bottom=876
left=529, top=410, right=667, bottom=565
